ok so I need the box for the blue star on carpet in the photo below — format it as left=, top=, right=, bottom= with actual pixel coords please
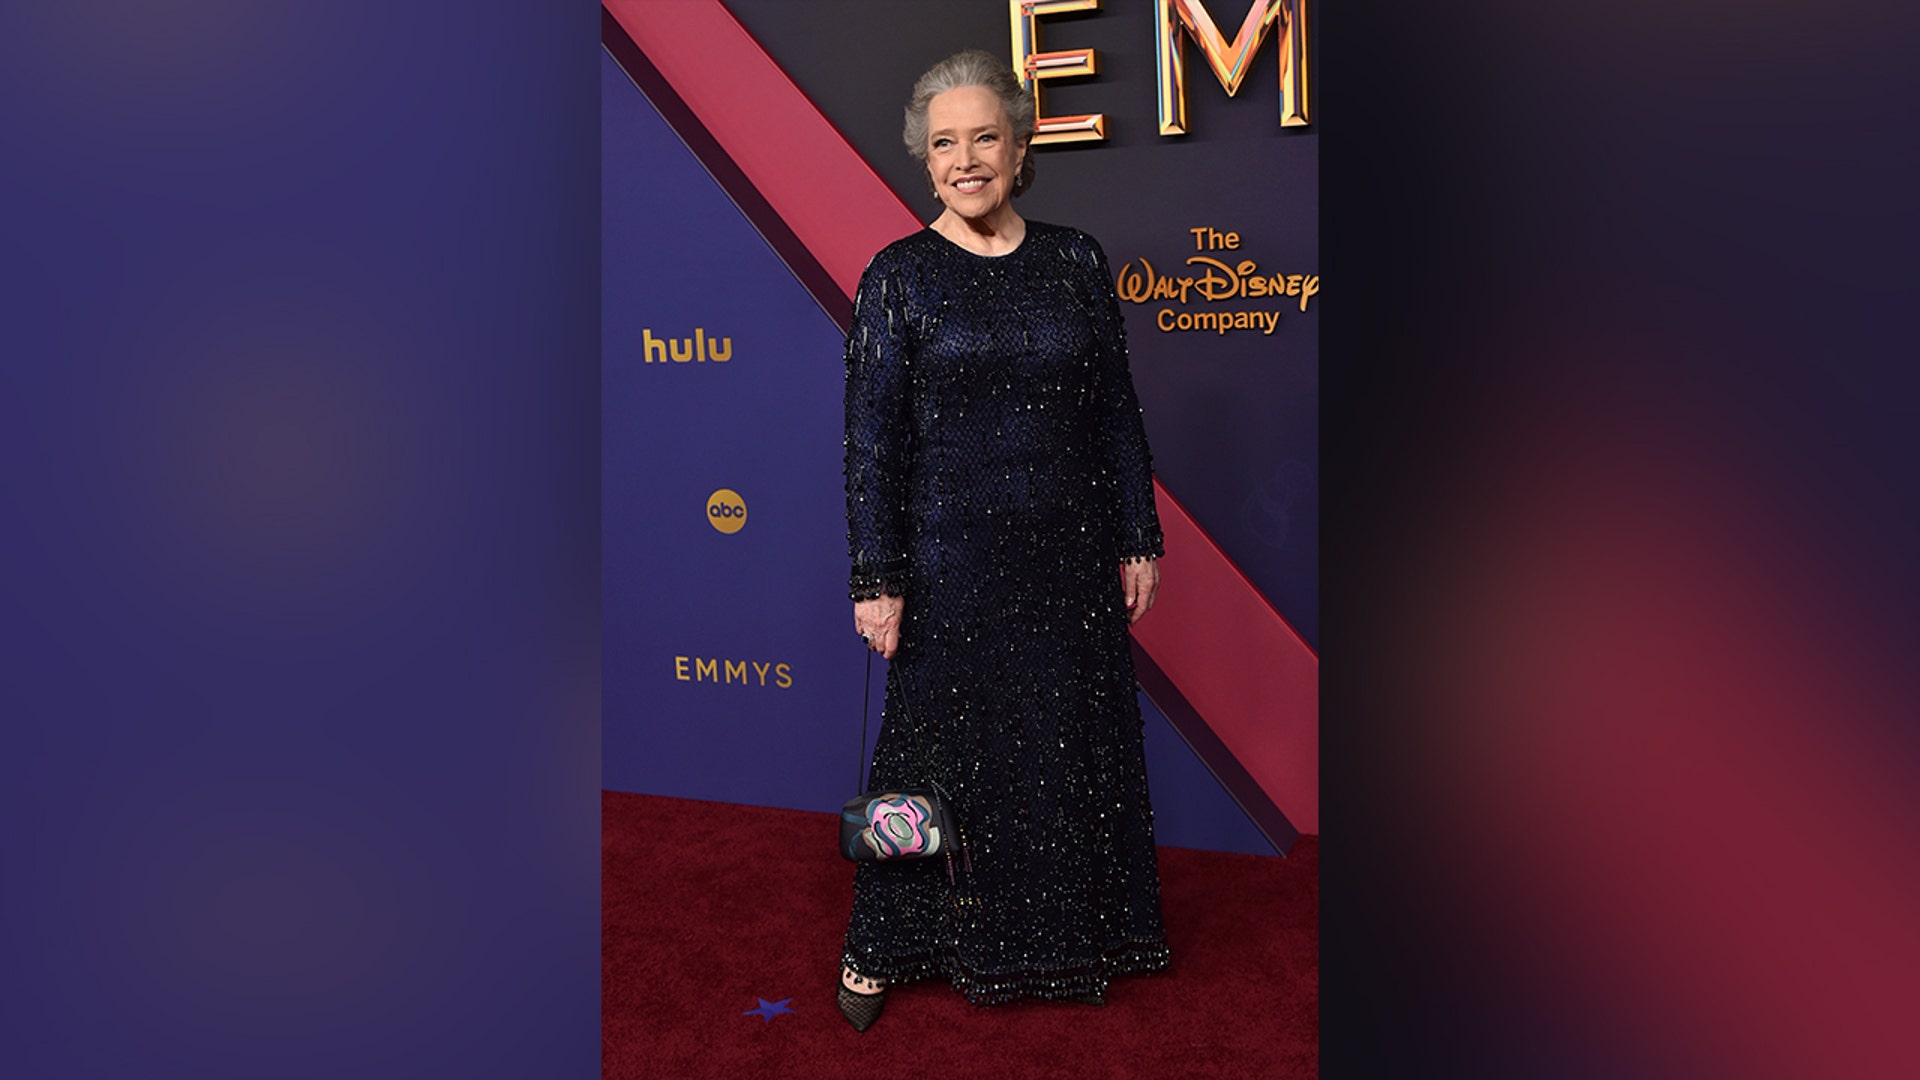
left=743, top=997, right=794, bottom=1022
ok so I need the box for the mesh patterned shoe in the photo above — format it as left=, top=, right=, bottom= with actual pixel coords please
left=837, top=968, right=888, bottom=1032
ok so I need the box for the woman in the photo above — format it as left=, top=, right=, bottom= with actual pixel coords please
left=839, top=49, right=1168, bottom=1031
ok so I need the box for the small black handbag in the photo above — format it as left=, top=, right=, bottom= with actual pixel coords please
left=838, top=652, right=970, bottom=882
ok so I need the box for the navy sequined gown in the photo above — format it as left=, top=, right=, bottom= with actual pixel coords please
left=842, top=221, right=1169, bottom=1004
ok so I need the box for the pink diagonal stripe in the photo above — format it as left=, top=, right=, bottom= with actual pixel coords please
left=1131, top=488, right=1318, bottom=832
left=605, top=0, right=915, bottom=299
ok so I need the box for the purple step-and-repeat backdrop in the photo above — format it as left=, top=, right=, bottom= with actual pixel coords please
left=604, top=2, right=1313, bottom=856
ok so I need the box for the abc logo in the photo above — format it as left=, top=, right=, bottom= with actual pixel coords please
left=706, top=488, right=747, bottom=534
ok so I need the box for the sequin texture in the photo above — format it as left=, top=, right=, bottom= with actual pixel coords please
left=842, top=222, right=1168, bottom=1005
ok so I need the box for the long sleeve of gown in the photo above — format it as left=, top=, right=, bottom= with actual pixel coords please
left=1082, top=236, right=1165, bottom=562
left=843, top=255, right=914, bottom=600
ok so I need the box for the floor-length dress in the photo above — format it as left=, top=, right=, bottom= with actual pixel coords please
left=841, top=221, right=1169, bottom=1004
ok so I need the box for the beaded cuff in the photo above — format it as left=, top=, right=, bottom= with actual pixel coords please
left=849, top=557, right=909, bottom=602
left=1116, top=525, right=1165, bottom=564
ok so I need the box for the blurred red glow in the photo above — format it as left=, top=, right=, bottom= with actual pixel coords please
left=1404, top=369, right=1920, bottom=1076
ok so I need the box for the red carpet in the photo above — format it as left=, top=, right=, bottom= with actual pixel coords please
left=603, top=791, right=1317, bottom=1078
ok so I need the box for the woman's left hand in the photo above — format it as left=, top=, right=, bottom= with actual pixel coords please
left=1121, top=559, right=1160, bottom=624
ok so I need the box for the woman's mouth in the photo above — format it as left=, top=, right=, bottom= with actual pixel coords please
left=953, top=176, right=989, bottom=195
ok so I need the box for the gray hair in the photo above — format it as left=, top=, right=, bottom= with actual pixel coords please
left=902, top=50, right=1037, bottom=194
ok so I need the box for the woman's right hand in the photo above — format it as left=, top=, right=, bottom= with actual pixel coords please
left=854, top=595, right=905, bottom=660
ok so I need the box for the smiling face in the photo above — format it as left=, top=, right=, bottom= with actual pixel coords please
left=924, top=84, right=1026, bottom=223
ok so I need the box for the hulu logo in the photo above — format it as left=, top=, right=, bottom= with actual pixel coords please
left=642, top=328, right=732, bottom=363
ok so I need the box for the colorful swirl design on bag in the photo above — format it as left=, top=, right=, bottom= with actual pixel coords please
left=863, top=794, right=940, bottom=859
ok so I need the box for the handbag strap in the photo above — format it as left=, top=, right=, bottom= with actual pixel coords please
left=855, top=648, right=942, bottom=796
left=854, top=649, right=929, bottom=793
left=857, top=649, right=873, bottom=793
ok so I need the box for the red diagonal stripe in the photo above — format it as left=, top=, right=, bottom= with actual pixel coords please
left=605, top=0, right=913, bottom=298
left=607, top=0, right=1317, bottom=833
left=1132, top=487, right=1318, bottom=833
